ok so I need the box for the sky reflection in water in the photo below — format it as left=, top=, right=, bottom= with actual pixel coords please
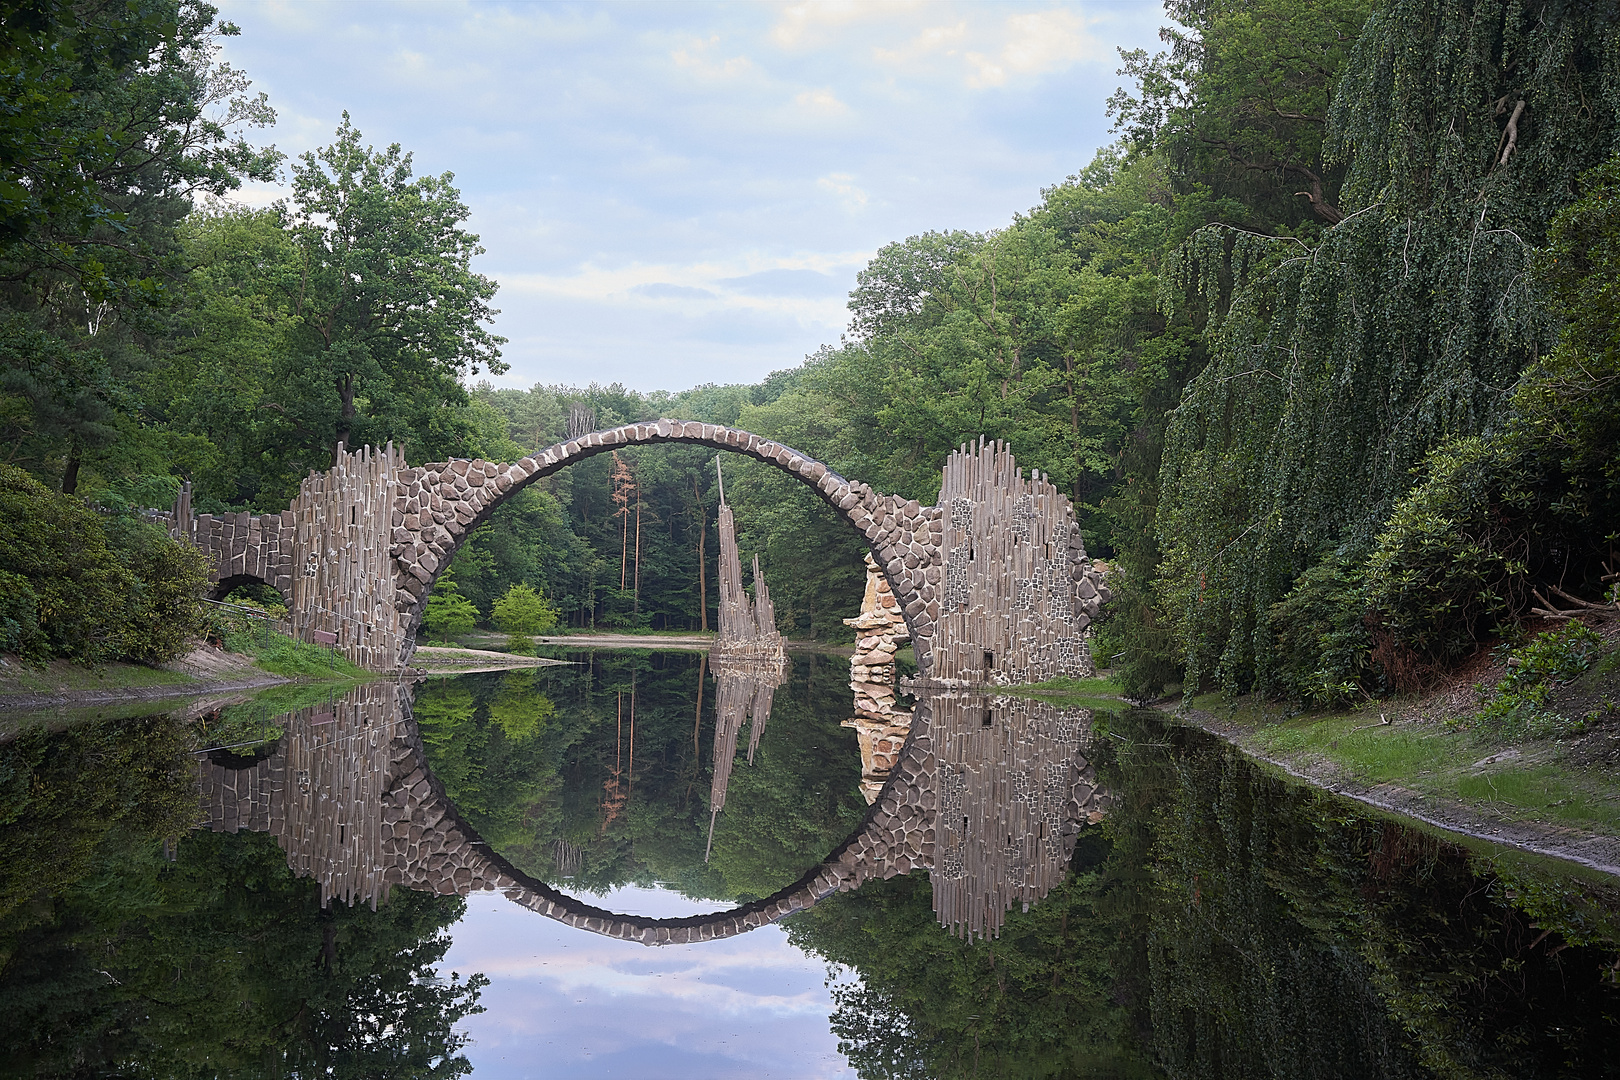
left=442, top=884, right=852, bottom=1079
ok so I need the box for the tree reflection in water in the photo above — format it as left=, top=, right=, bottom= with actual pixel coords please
left=2, top=666, right=1618, bottom=1079
left=787, top=708, right=1620, bottom=1079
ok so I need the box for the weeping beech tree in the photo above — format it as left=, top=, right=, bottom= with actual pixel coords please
left=1154, top=0, right=1620, bottom=694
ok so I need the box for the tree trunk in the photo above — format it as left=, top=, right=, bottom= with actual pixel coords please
left=633, top=489, right=642, bottom=615
left=60, top=441, right=81, bottom=495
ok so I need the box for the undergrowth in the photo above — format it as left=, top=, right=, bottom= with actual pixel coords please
left=1463, top=623, right=1606, bottom=741
left=208, top=609, right=367, bottom=680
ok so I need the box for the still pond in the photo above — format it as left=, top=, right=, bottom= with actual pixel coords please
left=2, top=648, right=1618, bottom=1078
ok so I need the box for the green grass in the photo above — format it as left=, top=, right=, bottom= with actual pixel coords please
left=1455, top=768, right=1620, bottom=827
left=0, top=655, right=195, bottom=697
left=220, top=625, right=368, bottom=680
left=1240, top=709, right=1620, bottom=834
left=1006, top=675, right=1125, bottom=709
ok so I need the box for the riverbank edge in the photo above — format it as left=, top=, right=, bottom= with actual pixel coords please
left=0, top=641, right=369, bottom=715
left=1166, top=700, right=1620, bottom=878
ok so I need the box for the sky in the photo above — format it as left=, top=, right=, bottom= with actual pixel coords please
left=212, top=0, right=1167, bottom=392
left=441, top=884, right=855, bottom=1079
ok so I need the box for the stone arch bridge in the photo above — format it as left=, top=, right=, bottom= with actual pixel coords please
left=169, top=423, right=1110, bottom=681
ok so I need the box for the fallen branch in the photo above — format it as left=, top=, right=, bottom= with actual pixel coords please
left=1530, top=588, right=1578, bottom=619
left=1548, top=583, right=1618, bottom=612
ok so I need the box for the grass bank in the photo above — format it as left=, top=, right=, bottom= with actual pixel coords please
left=1, top=621, right=371, bottom=715
left=1182, top=690, right=1620, bottom=835
left=1007, top=674, right=1125, bottom=710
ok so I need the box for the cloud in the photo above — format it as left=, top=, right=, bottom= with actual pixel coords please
left=816, top=172, right=868, bottom=211
left=631, top=282, right=719, bottom=300
left=213, top=0, right=1164, bottom=392
left=966, top=10, right=1105, bottom=88
left=871, top=21, right=968, bottom=66
left=770, top=1, right=888, bottom=48
left=670, top=34, right=758, bottom=81
left=718, top=268, right=845, bottom=298
left=793, top=87, right=850, bottom=116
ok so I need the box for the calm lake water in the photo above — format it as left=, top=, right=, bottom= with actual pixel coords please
left=2, top=647, right=1618, bottom=1078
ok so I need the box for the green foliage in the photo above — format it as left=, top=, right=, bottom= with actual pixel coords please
left=421, top=574, right=480, bottom=644
left=273, top=114, right=507, bottom=461
left=1360, top=436, right=1530, bottom=668
left=1467, top=623, right=1605, bottom=741
left=1154, top=2, right=1620, bottom=695
left=1110, top=0, right=1374, bottom=230
left=0, top=463, right=208, bottom=664
left=1268, top=557, right=1375, bottom=707
left=492, top=582, right=560, bottom=636
left=1358, top=153, right=1620, bottom=678
left=0, top=712, right=199, bottom=924
left=0, top=0, right=279, bottom=490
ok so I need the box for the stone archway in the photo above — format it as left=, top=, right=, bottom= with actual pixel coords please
left=169, top=423, right=1111, bottom=682
left=385, top=421, right=945, bottom=671
left=169, top=423, right=949, bottom=673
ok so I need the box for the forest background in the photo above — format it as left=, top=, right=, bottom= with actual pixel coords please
left=4, top=0, right=1618, bottom=703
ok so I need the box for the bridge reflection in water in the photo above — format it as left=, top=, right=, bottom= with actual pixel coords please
left=199, top=677, right=1108, bottom=943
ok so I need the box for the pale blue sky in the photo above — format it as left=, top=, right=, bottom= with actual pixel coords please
left=215, top=1, right=1166, bottom=391
left=441, top=885, right=855, bottom=1078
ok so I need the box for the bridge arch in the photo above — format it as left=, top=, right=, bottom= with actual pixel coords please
left=388, top=420, right=945, bottom=671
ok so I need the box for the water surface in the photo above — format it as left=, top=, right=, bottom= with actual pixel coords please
left=2, top=649, right=1617, bottom=1078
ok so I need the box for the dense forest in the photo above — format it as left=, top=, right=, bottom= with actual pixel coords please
left=4, top=0, right=1619, bottom=706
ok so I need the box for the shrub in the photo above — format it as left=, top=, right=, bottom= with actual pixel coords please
left=1465, top=623, right=1605, bottom=741
left=0, top=464, right=208, bottom=664
left=1360, top=437, right=1528, bottom=668
left=1269, top=557, right=1375, bottom=707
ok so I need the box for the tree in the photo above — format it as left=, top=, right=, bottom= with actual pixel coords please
left=1109, top=0, right=1375, bottom=230
left=421, top=574, right=479, bottom=644
left=1152, top=0, right=1620, bottom=695
left=270, top=115, right=506, bottom=464
left=0, top=0, right=279, bottom=489
left=492, top=582, right=559, bottom=654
